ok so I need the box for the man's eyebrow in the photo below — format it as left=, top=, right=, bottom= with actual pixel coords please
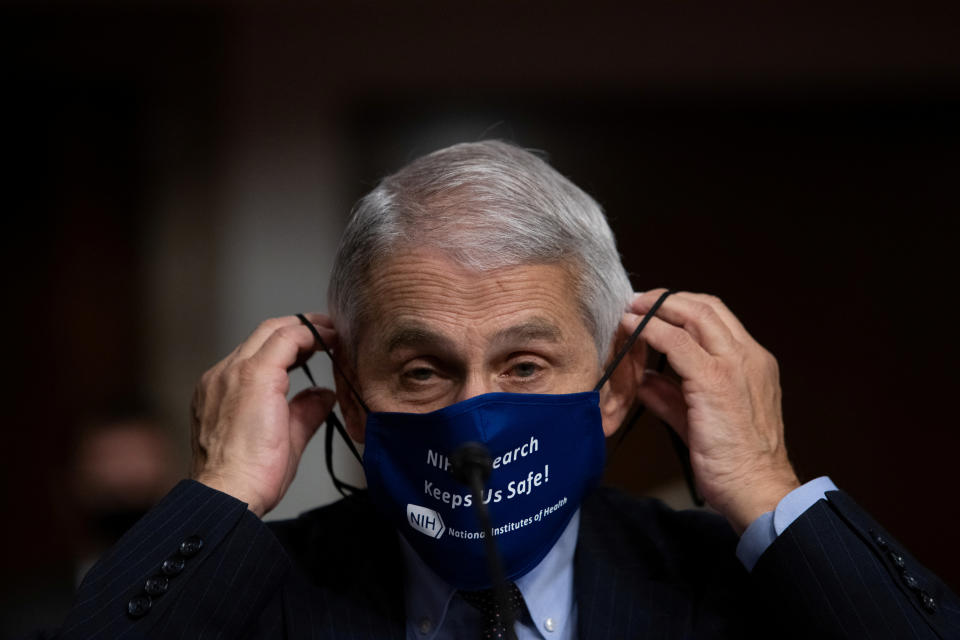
left=384, top=324, right=458, bottom=354
left=491, top=318, right=563, bottom=346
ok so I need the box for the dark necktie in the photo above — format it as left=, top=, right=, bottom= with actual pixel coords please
left=459, top=582, right=527, bottom=640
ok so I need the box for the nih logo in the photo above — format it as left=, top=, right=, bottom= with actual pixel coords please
left=407, top=504, right=445, bottom=539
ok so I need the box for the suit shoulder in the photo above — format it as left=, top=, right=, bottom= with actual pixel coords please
left=265, top=492, right=400, bottom=585
left=267, top=492, right=381, bottom=552
left=584, top=485, right=735, bottom=538
left=580, top=485, right=743, bottom=582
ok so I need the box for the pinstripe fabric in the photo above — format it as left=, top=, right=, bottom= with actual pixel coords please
left=573, top=488, right=960, bottom=639
left=574, top=487, right=753, bottom=639
left=269, top=492, right=406, bottom=640
left=55, top=480, right=290, bottom=639
left=32, top=482, right=960, bottom=639
left=752, top=491, right=960, bottom=639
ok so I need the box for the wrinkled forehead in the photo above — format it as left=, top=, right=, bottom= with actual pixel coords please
left=352, top=249, right=596, bottom=360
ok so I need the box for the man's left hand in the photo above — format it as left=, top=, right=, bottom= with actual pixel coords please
left=626, top=289, right=801, bottom=534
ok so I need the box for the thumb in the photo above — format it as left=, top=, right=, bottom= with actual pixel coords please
left=636, top=369, right=689, bottom=442
left=288, top=387, right=337, bottom=454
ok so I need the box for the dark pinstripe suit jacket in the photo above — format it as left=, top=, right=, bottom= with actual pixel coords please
left=43, top=480, right=960, bottom=639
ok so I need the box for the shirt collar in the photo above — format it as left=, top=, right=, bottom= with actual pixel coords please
left=400, top=508, right=580, bottom=639
left=515, top=509, right=579, bottom=637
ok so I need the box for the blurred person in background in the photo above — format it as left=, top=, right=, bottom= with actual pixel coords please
left=69, top=414, right=181, bottom=585
left=2, top=410, right=179, bottom=639
left=23, top=141, right=960, bottom=639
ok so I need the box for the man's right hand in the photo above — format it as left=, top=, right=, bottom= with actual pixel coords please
left=190, top=313, right=338, bottom=518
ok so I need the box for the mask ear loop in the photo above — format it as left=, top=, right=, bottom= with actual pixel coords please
left=593, top=291, right=705, bottom=507
left=593, top=290, right=673, bottom=393
left=295, top=314, right=367, bottom=497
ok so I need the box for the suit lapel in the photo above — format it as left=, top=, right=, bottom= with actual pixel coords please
left=574, top=492, right=694, bottom=640
left=341, top=521, right=407, bottom=637
left=276, top=491, right=407, bottom=639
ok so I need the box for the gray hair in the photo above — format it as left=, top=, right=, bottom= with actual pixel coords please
left=328, top=140, right=633, bottom=361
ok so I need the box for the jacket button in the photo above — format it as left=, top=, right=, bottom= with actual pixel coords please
left=127, top=594, right=152, bottom=618
left=902, top=572, right=920, bottom=591
left=161, top=556, right=186, bottom=576
left=873, top=533, right=889, bottom=550
left=921, top=592, right=937, bottom=613
left=179, top=535, right=204, bottom=557
left=144, top=575, right=170, bottom=596
left=888, top=551, right=906, bottom=570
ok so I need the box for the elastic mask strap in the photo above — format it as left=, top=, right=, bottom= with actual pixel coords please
left=593, top=290, right=674, bottom=392
left=613, top=353, right=705, bottom=507
left=296, top=313, right=366, bottom=496
left=296, top=313, right=370, bottom=414
left=592, top=292, right=705, bottom=507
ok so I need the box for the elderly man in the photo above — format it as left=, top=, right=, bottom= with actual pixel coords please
left=52, top=141, right=957, bottom=639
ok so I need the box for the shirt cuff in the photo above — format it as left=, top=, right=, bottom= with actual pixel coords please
left=735, top=475, right=838, bottom=572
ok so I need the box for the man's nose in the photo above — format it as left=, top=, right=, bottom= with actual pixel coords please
left=454, top=373, right=496, bottom=404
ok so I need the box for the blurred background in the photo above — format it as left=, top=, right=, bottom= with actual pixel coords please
left=2, top=0, right=958, bottom=634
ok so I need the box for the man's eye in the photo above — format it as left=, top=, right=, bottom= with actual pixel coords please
left=404, top=367, right=436, bottom=382
left=511, top=362, right=540, bottom=378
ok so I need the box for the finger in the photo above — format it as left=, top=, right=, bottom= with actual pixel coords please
left=635, top=369, right=689, bottom=443
left=288, top=387, right=337, bottom=455
left=286, top=351, right=319, bottom=375
left=299, top=312, right=335, bottom=331
left=237, top=316, right=310, bottom=358
left=622, top=313, right=712, bottom=381
left=249, top=324, right=322, bottom=372
left=676, top=292, right=752, bottom=342
left=630, top=290, right=738, bottom=355
left=296, top=314, right=339, bottom=351
left=284, top=316, right=340, bottom=373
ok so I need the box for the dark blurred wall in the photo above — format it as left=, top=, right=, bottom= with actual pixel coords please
left=2, top=7, right=225, bottom=633
left=2, top=2, right=958, bottom=631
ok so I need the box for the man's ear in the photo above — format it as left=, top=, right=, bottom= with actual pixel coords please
left=332, top=357, right=366, bottom=444
left=598, top=328, right=646, bottom=437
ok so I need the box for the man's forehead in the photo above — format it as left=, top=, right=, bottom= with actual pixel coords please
left=379, top=317, right=564, bottom=354
left=353, top=249, right=591, bottom=355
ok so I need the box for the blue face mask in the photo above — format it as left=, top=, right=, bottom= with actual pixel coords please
left=365, top=390, right=605, bottom=590
left=294, top=291, right=673, bottom=590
